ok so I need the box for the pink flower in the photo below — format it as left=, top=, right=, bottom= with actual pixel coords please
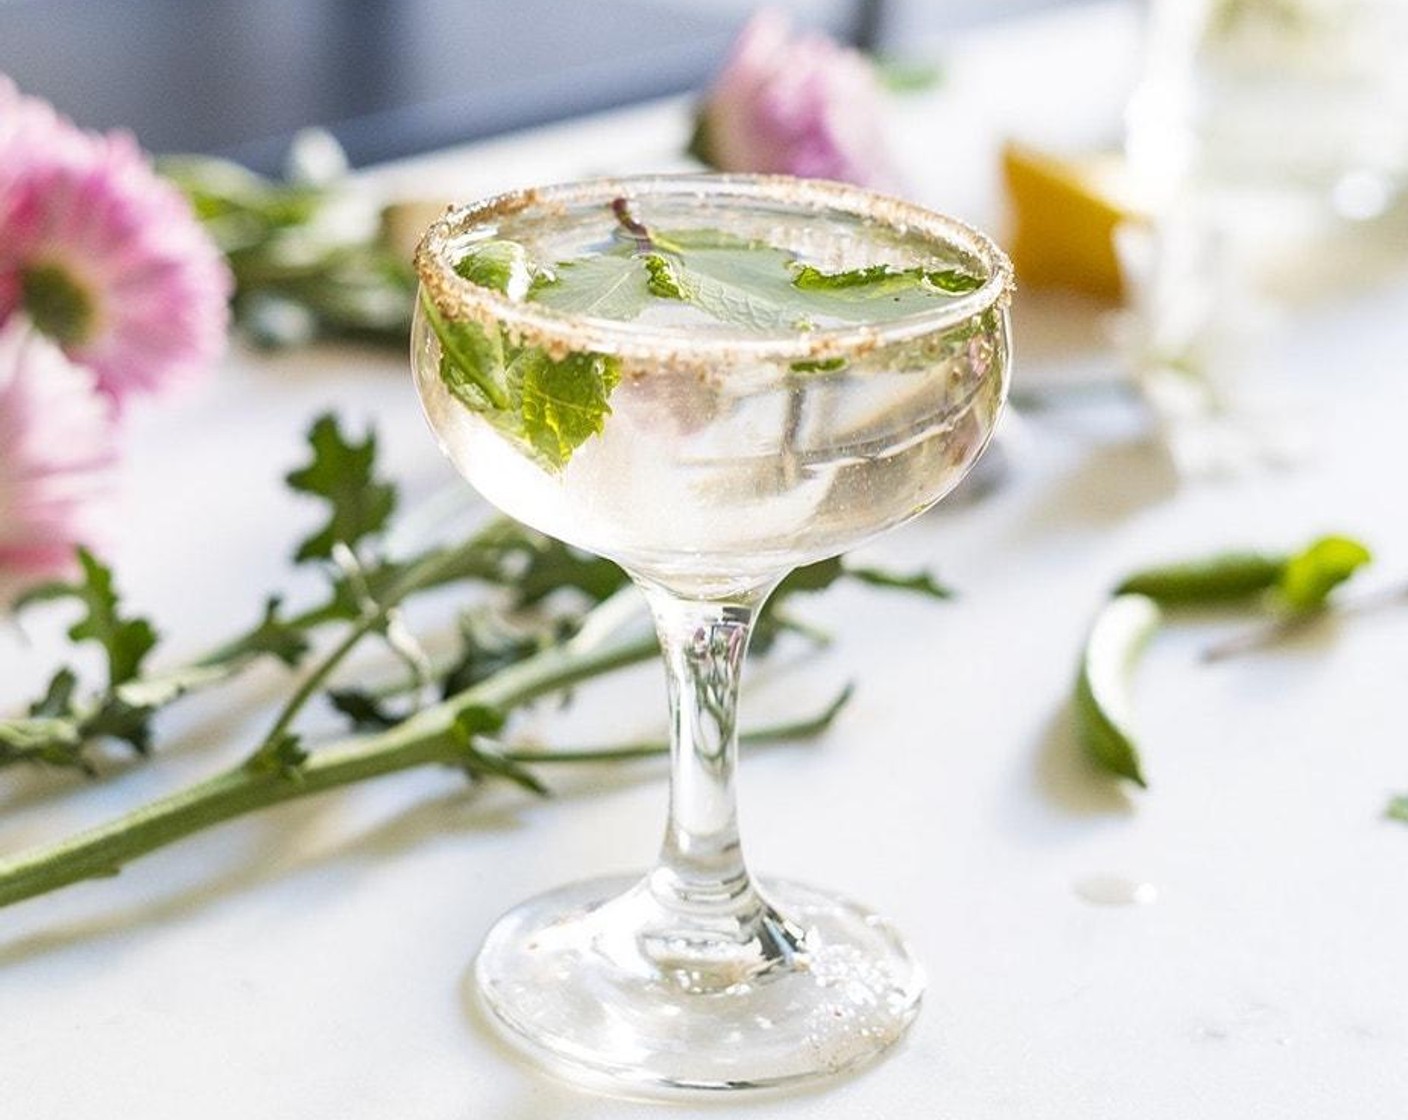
left=690, top=10, right=899, bottom=189
left=0, top=316, right=118, bottom=587
left=0, top=76, right=232, bottom=405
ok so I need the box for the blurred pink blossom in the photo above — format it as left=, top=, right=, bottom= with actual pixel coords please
left=691, top=10, right=899, bottom=189
left=0, top=76, right=232, bottom=405
left=0, top=317, right=118, bottom=587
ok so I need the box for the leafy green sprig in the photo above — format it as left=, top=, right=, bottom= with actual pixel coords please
left=161, top=155, right=416, bottom=348
left=0, top=415, right=950, bottom=910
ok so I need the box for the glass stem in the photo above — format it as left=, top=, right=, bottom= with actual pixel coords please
left=637, top=582, right=778, bottom=936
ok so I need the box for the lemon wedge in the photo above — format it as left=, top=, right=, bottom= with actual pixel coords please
left=1001, top=141, right=1146, bottom=302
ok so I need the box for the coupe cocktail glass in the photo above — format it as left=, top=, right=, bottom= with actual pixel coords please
left=411, top=174, right=1012, bottom=1093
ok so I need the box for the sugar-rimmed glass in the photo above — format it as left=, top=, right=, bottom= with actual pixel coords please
left=411, top=174, right=1012, bottom=1094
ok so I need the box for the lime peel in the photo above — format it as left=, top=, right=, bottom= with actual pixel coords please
left=1074, top=593, right=1162, bottom=787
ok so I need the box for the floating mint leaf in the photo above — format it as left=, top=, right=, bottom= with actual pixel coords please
left=530, top=254, right=653, bottom=319
left=1277, top=535, right=1372, bottom=612
left=656, top=240, right=814, bottom=331
left=792, top=262, right=982, bottom=297
left=642, top=254, right=685, bottom=300
left=1074, top=593, right=1161, bottom=787
left=454, top=239, right=536, bottom=300
left=1115, top=551, right=1288, bottom=605
left=286, top=414, right=398, bottom=562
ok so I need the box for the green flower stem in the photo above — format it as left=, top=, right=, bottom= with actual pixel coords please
left=0, top=627, right=659, bottom=911
left=252, top=544, right=473, bottom=757
left=0, top=528, right=524, bottom=775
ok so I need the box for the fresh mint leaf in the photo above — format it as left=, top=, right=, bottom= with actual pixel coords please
left=1115, top=551, right=1288, bottom=605
left=454, top=240, right=535, bottom=299
left=1277, top=535, right=1372, bottom=612
left=17, top=549, right=158, bottom=689
left=511, top=348, right=622, bottom=470
left=652, top=241, right=812, bottom=331
left=530, top=254, right=653, bottom=319
left=429, top=303, right=510, bottom=411
left=286, top=414, right=397, bottom=562
left=642, top=254, right=685, bottom=300
left=792, top=262, right=983, bottom=309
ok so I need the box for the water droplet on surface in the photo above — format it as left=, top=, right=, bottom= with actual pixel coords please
left=1073, top=874, right=1159, bottom=906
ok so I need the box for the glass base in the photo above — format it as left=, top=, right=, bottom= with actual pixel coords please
left=474, top=873, right=924, bottom=1095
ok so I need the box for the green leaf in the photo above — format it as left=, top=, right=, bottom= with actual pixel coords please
left=230, top=597, right=311, bottom=667
left=653, top=240, right=811, bottom=331
left=84, top=697, right=157, bottom=754
left=792, top=263, right=983, bottom=299
left=1386, top=795, right=1408, bottom=825
left=511, top=348, right=623, bottom=470
left=511, top=538, right=628, bottom=608
left=428, top=299, right=510, bottom=411
left=845, top=565, right=954, bottom=600
left=0, top=717, right=89, bottom=772
left=245, top=731, right=308, bottom=777
left=444, top=706, right=542, bottom=792
left=1073, top=594, right=1161, bottom=787
left=18, top=550, right=158, bottom=689
left=530, top=254, right=653, bottom=318
left=29, top=668, right=79, bottom=719
left=454, top=239, right=535, bottom=299
left=286, top=414, right=398, bottom=562
left=1277, top=535, right=1372, bottom=612
left=1115, top=551, right=1288, bottom=605
left=327, top=688, right=405, bottom=731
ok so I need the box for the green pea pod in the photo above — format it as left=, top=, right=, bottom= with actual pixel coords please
left=1114, top=552, right=1287, bottom=605
left=1073, top=594, right=1162, bottom=787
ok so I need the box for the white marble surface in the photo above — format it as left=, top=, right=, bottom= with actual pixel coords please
left=4, top=4, right=1408, bottom=1117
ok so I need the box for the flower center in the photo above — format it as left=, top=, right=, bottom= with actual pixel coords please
left=20, top=263, right=96, bottom=347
